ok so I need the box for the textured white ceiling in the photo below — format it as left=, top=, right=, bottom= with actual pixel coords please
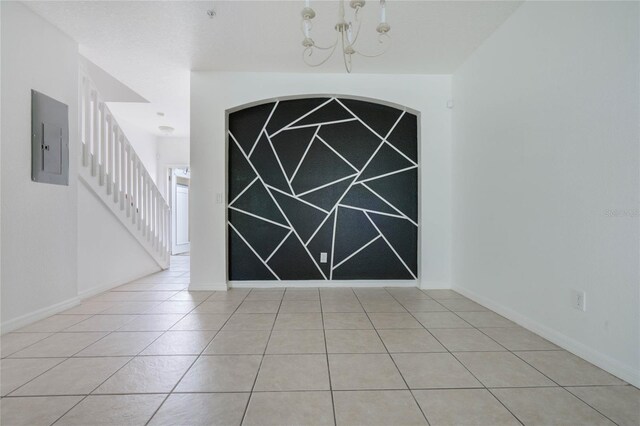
left=26, top=0, right=522, bottom=137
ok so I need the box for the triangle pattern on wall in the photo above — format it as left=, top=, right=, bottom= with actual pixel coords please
left=368, top=212, right=418, bottom=277
left=339, top=184, right=398, bottom=216
left=229, top=102, right=275, bottom=154
left=228, top=209, right=291, bottom=260
left=357, top=143, right=415, bottom=182
left=250, top=132, right=292, bottom=194
left=228, top=225, right=277, bottom=280
left=228, top=138, right=257, bottom=203
left=267, top=233, right=325, bottom=280
left=270, top=126, right=317, bottom=179
left=229, top=97, right=418, bottom=281
left=232, top=179, right=288, bottom=227
left=299, top=176, right=356, bottom=212
left=290, top=138, right=357, bottom=195
left=271, top=189, right=327, bottom=243
left=307, top=210, right=336, bottom=277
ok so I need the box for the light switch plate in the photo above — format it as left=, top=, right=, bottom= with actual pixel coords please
left=320, top=252, right=328, bottom=263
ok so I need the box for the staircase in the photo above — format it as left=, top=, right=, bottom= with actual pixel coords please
left=79, top=69, right=170, bottom=268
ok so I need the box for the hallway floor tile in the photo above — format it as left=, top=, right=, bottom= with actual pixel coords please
left=1, top=256, right=637, bottom=425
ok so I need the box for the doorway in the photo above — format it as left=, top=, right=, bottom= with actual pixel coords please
left=169, top=167, right=190, bottom=255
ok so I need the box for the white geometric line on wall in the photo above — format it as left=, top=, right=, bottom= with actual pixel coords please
left=364, top=211, right=417, bottom=279
left=266, top=184, right=329, bottom=214
left=383, top=140, right=418, bottom=167
left=229, top=176, right=259, bottom=206
left=358, top=165, right=418, bottom=184
left=329, top=205, right=339, bottom=280
left=288, top=126, right=320, bottom=184
left=361, top=182, right=418, bottom=227
left=316, top=134, right=360, bottom=173
left=248, top=102, right=279, bottom=158
left=283, top=117, right=358, bottom=133
left=270, top=98, right=333, bottom=138
left=337, top=204, right=406, bottom=221
left=334, top=98, right=387, bottom=141
left=229, top=222, right=280, bottom=280
left=266, top=132, right=296, bottom=195
left=332, top=234, right=382, bottom=270
left=265, top=230, right=293, bottom=263
left=228, top=206, right=290, bottom=230
left=295, top=173, right=358, bottom=198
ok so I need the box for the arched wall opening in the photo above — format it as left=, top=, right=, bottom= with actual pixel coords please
left=226, top=95, right=420, bottom=284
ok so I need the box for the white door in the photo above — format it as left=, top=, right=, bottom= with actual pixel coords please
left=171, top=169, right=190, bottom=255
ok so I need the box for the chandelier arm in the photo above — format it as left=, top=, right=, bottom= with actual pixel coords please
left=302, top=40, right=340, bottom=67
left=310, top=32, right=341, bottom=51
left=353, top=33, right=391, bottom=58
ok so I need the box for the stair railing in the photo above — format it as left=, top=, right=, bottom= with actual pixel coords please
left=79, top=69, right=170, bottom=266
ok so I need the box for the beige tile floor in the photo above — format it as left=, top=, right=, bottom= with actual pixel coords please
left=1, top=256, right=639, bottom=425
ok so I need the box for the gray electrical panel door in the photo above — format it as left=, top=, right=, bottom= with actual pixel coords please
left=31, top=90, right=69, bottom=185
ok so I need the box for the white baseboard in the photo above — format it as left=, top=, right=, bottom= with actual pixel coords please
left=1, top=296, right=81, bottom=335
left=77, top=269, right=162, bottom=300
left=189, top=282, right=229, bottom=291
left=453, top=285, right=640, bottom=388
left=419, top=280, right=451, bottom=290
left=229, top=280, right=418, bottom=288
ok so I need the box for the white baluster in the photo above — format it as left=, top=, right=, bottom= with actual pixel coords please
left=132, top=154, right=138, bottom=226
left=107, top=115, right=113, bottom=195
left=142, top=172, right=147, bottom=237
left=147, top=175, right=152, bottom=242
left=113, top=126, right=119, bottom=202
left=99, top=103, right=106, bottom=185
left=118, top=135, right=127, bottom=210
left=91, top=90, right=98, bottom=176
left=126, top=143, right=131, bottom=218
left=83, top=78, right=91, bottom=166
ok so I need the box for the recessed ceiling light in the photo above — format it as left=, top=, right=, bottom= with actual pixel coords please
left=158, top=125, right=175, bottom=135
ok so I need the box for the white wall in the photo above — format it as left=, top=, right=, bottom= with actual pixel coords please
left=452, top=1, right=639, bottom=386
left=1, top=1, right=80, bottom=329
left=191, top=72, right=452, bottom=290
left=157, top=137, right=190, bottom=199
left=77, top=181, right=160, bottom=298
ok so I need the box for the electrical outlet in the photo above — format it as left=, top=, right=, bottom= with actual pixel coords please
left=572, top=289, right=586, bottom=311
left=320, top=252, right=328, bottom=264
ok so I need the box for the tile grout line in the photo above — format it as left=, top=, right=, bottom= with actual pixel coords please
left=417, top=289, right=626, bottom=425
left=319, top=288, right=338, bottom=426
left=385, top=288, right=525, bottom=426
left=238, top=288, right=286, bottom=426
left=47, top=288, right=215, bottom=426
left=351, top=288, right=432, bottom=426
left=143, top=289, right=251, bottom=426
left=443, top=299, right=624, bottom=425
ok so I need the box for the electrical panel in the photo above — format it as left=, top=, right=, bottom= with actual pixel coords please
left=31, top=90, right=69, bottom=185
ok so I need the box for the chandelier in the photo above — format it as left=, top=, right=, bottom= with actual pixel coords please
left=301, top=0, right=391, bottom=73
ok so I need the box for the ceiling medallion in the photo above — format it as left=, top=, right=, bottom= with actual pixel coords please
left=301, top=0, right=391, bottom=73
